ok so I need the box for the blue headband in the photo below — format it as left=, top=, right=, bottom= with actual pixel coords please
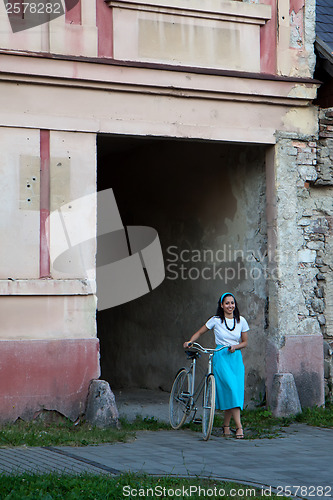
left=220, top=292, right=235, bottom=303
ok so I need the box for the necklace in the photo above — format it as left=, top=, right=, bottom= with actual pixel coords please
left=224, top=317, right=236, bottom=331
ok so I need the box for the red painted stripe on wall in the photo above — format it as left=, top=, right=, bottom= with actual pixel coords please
left=96, top=0, right=113, bottom=58
left=65, top=0, right=82, bottom=25
left=40, top=129, right=50, bottom=278
left=260, top=0, right=277, bottom=75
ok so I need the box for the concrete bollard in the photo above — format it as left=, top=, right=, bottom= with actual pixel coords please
left=270, top=373, right=302, bottom=417
left=85, top=379, right=120, bottom=428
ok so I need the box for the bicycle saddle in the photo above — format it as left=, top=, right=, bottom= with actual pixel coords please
left=185, top=350, right=201, bottom=359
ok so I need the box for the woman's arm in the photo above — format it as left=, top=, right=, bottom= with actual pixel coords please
left=183, top=325, right=209, bottom=348
left=228, top=331, right=248, bottom=353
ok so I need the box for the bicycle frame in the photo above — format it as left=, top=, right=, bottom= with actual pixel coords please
left=169, top=342, right=230, bottom=437
left=184, top=342, right=228, bottom=419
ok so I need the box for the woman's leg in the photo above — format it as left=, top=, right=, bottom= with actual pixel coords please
left=223, top=407, right=243, bottom=437
left=231, top=407, right=243, bottom=437
left=223, top=409, right=232, bottom=436
left=224, top=408, right=242, bottom=432
left=223, top=409, right=232, bottom=426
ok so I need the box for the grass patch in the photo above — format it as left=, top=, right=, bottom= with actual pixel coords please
left=295, top=402, right=333, bottom=427
left=240, top=408, right=293, bottom=439
left=0, top=419, right=129, bottom=448
left=120, top=415, right=171, bottom=432
left=0, top=472, right=290, bottom=499
left=0, top=416, right=170, bottom=448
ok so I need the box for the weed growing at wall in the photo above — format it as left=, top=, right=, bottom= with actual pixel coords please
left=295, top=401, right=333, bottom=427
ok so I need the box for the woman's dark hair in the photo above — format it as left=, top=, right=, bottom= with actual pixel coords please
left=216, top=294, right=240, bottom=323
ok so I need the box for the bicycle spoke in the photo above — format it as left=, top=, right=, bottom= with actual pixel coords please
left=202, top=374, right=215, bottom=441
left=169, top=369, right=191, bottom=429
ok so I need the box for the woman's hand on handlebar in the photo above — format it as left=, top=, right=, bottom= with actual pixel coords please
left=183, top=341, right=192, bottom=348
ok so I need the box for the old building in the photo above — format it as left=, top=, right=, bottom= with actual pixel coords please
left=0, top=0, right=329, bottom=422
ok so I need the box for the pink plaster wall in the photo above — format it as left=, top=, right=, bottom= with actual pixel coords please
left=96, top=0, right=113, bottom=58
left=65, top=0, right=82, bottom=25
left=266, top=335, right=324, bottom=409
left=260, top=0, right=277, bottom=74
left=0, top=339, right=100, bottom=422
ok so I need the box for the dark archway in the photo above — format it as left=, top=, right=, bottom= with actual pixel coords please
left=97, top=135, right=267, bottom=403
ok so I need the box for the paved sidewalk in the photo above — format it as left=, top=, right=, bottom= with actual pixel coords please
left=0, top=424, right=331, bottom=499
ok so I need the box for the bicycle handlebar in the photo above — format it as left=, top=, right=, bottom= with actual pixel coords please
left=187, top=341, right=230, bottom=354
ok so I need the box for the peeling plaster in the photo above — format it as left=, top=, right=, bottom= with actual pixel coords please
left=287, top=84, right=317, bottom=100
left=282, top=108, right=318, bottom=136
left=290, top=10, right=304, bottom=49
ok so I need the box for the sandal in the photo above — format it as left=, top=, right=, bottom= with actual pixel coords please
left=236, top=427, right=244, bottom=439
left=223, top=425, right=232, bottom=437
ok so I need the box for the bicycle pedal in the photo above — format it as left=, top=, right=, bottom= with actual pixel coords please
left=192, top=418, right=202, bottom=424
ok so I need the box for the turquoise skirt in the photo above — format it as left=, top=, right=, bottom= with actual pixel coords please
left=212, top=347, right=244, bottom=410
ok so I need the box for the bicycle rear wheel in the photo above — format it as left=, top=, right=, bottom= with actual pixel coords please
left=169, top=368, right=191, bottom=429
left=202, top=374, right=216, bottom=441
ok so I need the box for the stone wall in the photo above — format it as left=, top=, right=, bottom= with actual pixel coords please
left=265, top=134, right=324, bottom=409
left=275, top=109, right=333, bottom=402
left=316, top=109, right=333, bottom=400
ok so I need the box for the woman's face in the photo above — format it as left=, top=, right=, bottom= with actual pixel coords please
left=222, top=296, right=235, bottom=315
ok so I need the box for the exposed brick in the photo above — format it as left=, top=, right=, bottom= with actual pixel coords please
left=292, top=141, right=307, bottom=148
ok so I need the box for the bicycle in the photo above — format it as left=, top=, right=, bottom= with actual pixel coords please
left=169, top=342, right=229, bottom=441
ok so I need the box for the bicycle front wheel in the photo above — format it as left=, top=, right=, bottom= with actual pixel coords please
left=202, top=374, right=216, bottom=441
left=169, top=368, right=191, bottom=429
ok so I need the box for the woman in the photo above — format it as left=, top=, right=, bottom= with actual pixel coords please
left=183, top=293, right=249, bottom=438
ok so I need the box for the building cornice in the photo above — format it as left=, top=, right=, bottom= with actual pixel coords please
left=0, top=49, right=319, bottom=106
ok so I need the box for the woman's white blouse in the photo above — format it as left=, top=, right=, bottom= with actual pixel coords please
left=205, top=316, right=249, bottom=346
